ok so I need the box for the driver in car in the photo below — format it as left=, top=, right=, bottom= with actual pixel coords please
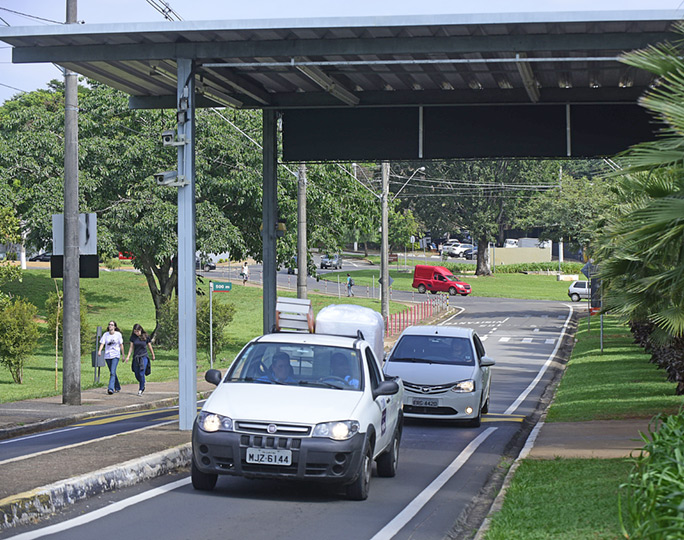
left=330, top=352, right=360, bottom=389
left=258, top=352, right=296, bottom=384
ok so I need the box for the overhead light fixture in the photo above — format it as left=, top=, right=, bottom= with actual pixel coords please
left=515, top=53, right=540, bottom=103
left=468, top=80, right=482, bottom=90
left=442, top=81, right=455, bottom=90
left=294, top=57, right=359, bottom=106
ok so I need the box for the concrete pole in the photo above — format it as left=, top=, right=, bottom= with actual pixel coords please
left=381, top=162, right=390, bottom=325
left=262, top=110, right=278, bottom=334
left=177, top=58, right=197, bottom=430
left=62, top=0, right=81, bottom=405
left=297, top=162, right=307, bottom=299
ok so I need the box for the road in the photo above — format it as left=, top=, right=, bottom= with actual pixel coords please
left=7, top=297, right=573, bottom=540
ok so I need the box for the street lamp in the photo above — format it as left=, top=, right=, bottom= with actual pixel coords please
left=392, top=166, right=425, bottom=201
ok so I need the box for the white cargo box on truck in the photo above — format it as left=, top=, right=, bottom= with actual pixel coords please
left=315, top=304, right=386, bottom=365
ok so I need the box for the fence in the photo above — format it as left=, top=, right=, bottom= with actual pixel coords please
left=385, top=294, right=449, bottom=337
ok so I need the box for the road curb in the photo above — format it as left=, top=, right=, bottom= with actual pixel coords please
left=0, top=443, right=191, bottom=530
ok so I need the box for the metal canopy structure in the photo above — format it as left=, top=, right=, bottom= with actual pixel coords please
left=1, top=10, right=678, bottom=111
left=1, top=9, right=679, bottom=429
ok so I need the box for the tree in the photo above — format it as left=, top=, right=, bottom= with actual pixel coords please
left=0, top=297, right=39, bottom=383
left=0, top=207, right=22, bottom=298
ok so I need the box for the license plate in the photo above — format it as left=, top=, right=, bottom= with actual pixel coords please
left=246, top=448, right=292, bottom=466
left=411, top=397, right=439, bottom=407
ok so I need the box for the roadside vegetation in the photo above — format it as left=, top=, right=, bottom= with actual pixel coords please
left=484, top=316, right=683, bottom=539
left=0, top=268, right=409, bottom=403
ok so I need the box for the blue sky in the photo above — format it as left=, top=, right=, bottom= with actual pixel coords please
left=1, top=0, right=682, bottom=103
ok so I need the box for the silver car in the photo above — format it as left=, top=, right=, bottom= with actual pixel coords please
left=568, top=280, right=590, bottom=302
left=383, top=325, right=494, bottom=427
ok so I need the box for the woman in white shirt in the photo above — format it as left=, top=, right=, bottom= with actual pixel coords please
left=98, top=320, right=125, bottom=395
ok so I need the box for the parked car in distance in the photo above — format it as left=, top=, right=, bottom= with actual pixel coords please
left=568, top=280, right=590, bottom=302
left=503, top=239, right=519, bottom=248
left=384, top=325, right=494, bottom=427
left=196, top=257, right=216, bottom=271
left=450, top=243, right=475, bottom=258
left=320, top=253, right=342, bottom=269
left=118, top=251, right=134, bottom=260
left=463, top=248, right=478, bottom=260
left=440, top=239, right=461, bottom=255
left=29, top=252, right=52, bottom=262
left=412, top=264, right=471, bottom=296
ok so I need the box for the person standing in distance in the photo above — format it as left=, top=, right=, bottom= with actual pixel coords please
left=346, top=273, right=354, bottom=297
left=98, top=320, right=124, bottom=395
left=242, top=261, right=249, bottom=285
left=125, top=323, right=155, bottom=396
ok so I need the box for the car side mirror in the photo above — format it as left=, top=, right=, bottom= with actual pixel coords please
left=480, top=356, right=495, bottom=367
left=373, top=380, right=400, bottom=399
left=205, top=369, right=222, bottom=386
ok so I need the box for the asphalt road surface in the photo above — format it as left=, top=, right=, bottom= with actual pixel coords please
left=7, top=297, right=573, bottom=540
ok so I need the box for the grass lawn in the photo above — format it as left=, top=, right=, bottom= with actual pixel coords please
left=485, top=459, right=633, bottom=540
left=484, top=314, right=682, bottom=539
left=0, top=268, right=406, bottom=403
left=322, top=267, right=574, bottom=302
left=546, top=316, right=683, bottom=422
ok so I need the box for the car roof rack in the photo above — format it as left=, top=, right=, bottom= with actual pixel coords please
left=275, top=297, right=314, bottom=333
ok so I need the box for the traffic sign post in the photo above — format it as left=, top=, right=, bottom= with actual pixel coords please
left=209, top=281, right=232, bottom=368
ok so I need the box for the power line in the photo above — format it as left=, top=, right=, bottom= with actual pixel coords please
left=0, top=7, right=62, bottom=24
left=145, top=0, right=183, bottom=21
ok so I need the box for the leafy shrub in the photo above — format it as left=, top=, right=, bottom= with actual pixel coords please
left=104, top=257, right=122, bottom=270
left=441, top=261, right=584, bottom=275
left=620, top=409, right=684, bottom=539
left=45, top=289, right=90, bottom=350
left=155, top=296, right=236, bottom=361
left=0, top=297, right=40, bottom=383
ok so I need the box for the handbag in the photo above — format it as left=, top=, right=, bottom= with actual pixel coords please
left=145, top=359, right=151, bottom=376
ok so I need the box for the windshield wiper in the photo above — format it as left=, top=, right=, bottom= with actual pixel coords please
left=391, top=357, right=433, bottom=364
left=298, top=380, right=343, bottom=389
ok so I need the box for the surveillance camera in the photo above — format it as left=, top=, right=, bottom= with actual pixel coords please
left=154, top=171, right=178, bottom=185
left=162, top=129, right=175, bottom=146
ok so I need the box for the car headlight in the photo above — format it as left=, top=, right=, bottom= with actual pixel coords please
left=313, top=420, right=360, bottom=440
left=450, top=379, right=475, bottom=393
left=197, top=411, right=234, bottom=432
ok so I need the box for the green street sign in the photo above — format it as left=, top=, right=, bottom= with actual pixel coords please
left=211, top=281, right=232, bottom=292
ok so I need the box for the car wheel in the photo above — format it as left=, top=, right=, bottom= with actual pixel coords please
left=204, top=264, right=211, bottom=271
left=347, top=442, right=372, bottom=500
left=448, top=287, right=457, bottom=296
left=482, top=395, right=489, bottom=415
left=376, top=428, right=400, bottom=478
left=429, top=290, right=437, bottom=295
left=191, top=458, right=217, bottom=491
left=417, top=284, right=426, bottom=294
left=570, top=293, right=580, bottom=302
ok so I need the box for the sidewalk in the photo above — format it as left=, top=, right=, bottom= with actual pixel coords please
left=0, top=378, right=215, bottom=529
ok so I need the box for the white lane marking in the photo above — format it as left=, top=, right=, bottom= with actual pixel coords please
left=0, top=421, right=175, bottom=467
left=0, top=426, right=82, bottom=445
left=480, top=336, right=488, bottom=341
left=503, top=304, right=574, bottom=415
left=545, top=339, right=556, bottom=344
left=498, top=337, right=510, bottom=342
left=371, top=427, right=497, bottom=540
left=533, top=328, right=540, bottom=333
left=8, top=477, right=191, bottom=540
left=521, top=338, right=533, bottom=343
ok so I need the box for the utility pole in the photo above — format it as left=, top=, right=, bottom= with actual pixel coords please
left=381, top=161, right=390, bottom=325
left=63, top=0, right=81, bottom=405
left=297, top=162, right=307, bottom=299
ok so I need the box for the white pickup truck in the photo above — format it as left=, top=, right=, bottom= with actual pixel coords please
left=191, top=302, right=404, bottom=500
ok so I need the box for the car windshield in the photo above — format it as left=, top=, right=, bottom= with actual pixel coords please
left=225, top=342, right=363, bottom=390
left=389, top=335, right=475, bottom=366
left=444, top=273, right=461, bottom=282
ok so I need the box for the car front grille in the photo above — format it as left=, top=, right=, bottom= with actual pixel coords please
left=235, top=420, right=312, bottom=437
left=403, top=381, right=453, bottom=395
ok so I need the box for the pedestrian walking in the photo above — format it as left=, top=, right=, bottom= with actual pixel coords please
left=346, top=273, right=355, bottom=297
left=125, top=323, right=155, bottom=396
left=241, top=261, right=249, bottom=285
left=98, top=320, right=124, bottom=395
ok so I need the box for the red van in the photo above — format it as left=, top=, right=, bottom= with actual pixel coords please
left=412, top=265, right=471, bottom=296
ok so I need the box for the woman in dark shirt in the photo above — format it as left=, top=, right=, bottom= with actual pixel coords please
left=125, top=323, right=155, bottom=396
